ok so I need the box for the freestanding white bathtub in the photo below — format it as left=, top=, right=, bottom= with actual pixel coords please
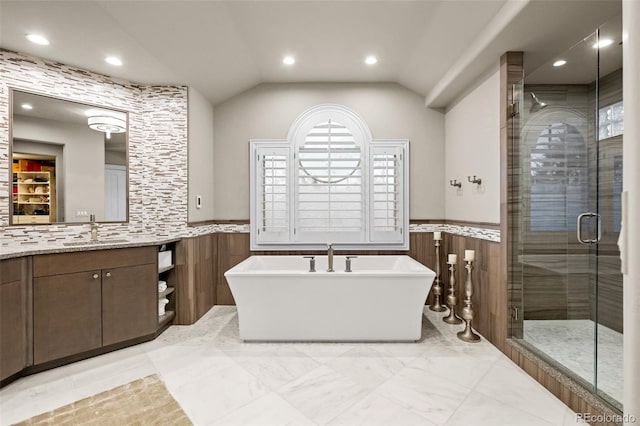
left=224, top=255, right=435, bottom=342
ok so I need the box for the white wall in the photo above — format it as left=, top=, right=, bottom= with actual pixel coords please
left=444, top=69, right=500, bottom=223
left=13, top=115, right=105, bottom=221
left=187, top=87, right=215, bottom=222
left=623, top=0, right=640, bottom=420
left=213, top=82, right=445, bottom=220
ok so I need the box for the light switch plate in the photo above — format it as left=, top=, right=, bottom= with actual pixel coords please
left=196, top=195, right=202, bottom=209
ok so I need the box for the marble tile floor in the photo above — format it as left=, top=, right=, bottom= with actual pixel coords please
left=1, top=307, right=586, bottom=426
left=524, top=319, right=623, bottom=404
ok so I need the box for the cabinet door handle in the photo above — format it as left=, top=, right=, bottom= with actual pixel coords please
left=92, top=273, right=99, bottom=279
left=105, top=272, right=112, bottom=278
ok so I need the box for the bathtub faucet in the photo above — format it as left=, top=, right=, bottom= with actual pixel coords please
left=327, top=243, right=334, bottom=272
left=303, top=256, right=316, bottom=272
left=345, top=256, right=357, bottom=272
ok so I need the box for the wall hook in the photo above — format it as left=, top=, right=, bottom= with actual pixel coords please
left=449, top=179, right=462, bottom=188
left=467, top=175, right=482, bottom=185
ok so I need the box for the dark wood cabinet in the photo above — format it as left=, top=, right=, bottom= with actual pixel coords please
left=102, top=263, right=157, bottom=346
left=33, top=247, right=157, bottom=365
left=0, top=258, right=28, bottom=381
left=33, top=271, right=102, bottom=364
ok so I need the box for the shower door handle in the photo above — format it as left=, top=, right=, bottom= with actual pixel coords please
left=577, top=212, right=601, bottom=244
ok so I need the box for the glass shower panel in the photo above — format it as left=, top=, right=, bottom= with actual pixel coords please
left=510, top=78, right=524, bottom=341
left=518, top=31, right=599, bottom=392
left=595, top=14, right=624, bottom=409
left=515, top=14, right=624, bottom=410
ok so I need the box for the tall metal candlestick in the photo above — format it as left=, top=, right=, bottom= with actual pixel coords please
left=429, top=239, right=446, bottom=312
left=457, top=259, right=481, bottom=342
left=443, top=260, right=462, bottom=324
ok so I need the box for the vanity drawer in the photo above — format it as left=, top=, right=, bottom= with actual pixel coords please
left=34, top=246, right=156, bottom=277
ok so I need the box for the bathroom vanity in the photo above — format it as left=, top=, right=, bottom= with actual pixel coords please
left=0, top=241, right=177, bottom=386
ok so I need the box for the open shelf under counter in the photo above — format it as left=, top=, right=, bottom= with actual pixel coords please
left=158, top=264, right=174, bottom=274
left=158, top=287, right=175, bottom=298
left=158, top=310, right=175, bottom=328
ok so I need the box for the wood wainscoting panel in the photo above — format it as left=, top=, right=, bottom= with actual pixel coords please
left=174, top=234, right=217, bottom=325
left=443, top=234, right=505, bottom=352
left=195, top=234, right=216, bottom=319
left=174, top=239, right=195, bottom=325
left=177, top=230, right=503, bottom=335
left=216, top=233, right=251, bottom=305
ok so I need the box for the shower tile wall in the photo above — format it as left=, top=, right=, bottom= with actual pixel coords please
left=520, top=84, right=593, bottom=322
left=519, top=69, right=623, bottom=334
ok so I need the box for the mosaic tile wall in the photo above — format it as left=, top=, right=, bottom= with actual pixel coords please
left=0, top=49, right=188, bottom=244
left=0, top=50, right=500, bottom=248
left=185, top=223, right=500, bottom=242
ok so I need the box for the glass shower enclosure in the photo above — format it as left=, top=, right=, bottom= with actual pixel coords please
left=511, top=15, right=623, bottom=410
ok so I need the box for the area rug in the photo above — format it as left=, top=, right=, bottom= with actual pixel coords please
left=15, top=375, right=191, bottom=425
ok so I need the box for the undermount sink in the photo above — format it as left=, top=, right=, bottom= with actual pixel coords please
left=63, top=239, right=130, bottom=247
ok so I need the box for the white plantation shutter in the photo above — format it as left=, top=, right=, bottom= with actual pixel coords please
left=370, top=144, right=405, bottom=243
left=255, top=145, right=290, bottom=243
left=296, top=120, right=364, bottom=243
left=250, top=105, right=409, bottom=250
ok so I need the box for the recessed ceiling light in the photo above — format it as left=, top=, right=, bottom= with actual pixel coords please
left=593, top=39, right=613, bottom=49
left=21, top=103, right=33, bottom=110
left=26, top=34, right=49, bottom=45
left=283, top=56, right=295, bottom=65
left=553, top=60, right=567, bottom=67
left=365, top=56, right=378, bottom=65
left=105, top=56, right=123, bottom=66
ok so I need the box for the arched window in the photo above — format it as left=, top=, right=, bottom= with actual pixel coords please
left=529, top=122, right=587, bottom=231
left=250, top=104, right=408, bottom=250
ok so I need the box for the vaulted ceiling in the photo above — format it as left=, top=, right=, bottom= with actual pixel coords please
left=0, top=0, right=622, bottom=108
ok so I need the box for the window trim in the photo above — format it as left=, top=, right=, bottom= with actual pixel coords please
left=598, top=100, right=623, bottom=140
left=250, top=104, right=409, bottom=251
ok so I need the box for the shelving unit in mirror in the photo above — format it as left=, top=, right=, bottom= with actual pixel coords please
left=12, top=170, right=56, bottom=224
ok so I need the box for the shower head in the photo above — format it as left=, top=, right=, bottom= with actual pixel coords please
left=530, top=92, right=548, bottom=113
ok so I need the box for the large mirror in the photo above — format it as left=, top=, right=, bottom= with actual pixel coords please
left=10, top=89, right=128, bottom=224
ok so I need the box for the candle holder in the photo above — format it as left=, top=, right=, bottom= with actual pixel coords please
left=443, top=260, right=462, bottom=324
left=457, top=259, right=481, bottom=342
left=429, top=238, right=447, bottom=312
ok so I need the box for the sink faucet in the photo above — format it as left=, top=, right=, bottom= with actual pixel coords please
left=89, top=214, right=98, bottom=242
left=327, top=243, right=334, bottom=272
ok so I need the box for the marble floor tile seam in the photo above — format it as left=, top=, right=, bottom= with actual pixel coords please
left=1, top=306, right=584, bottom=426
left=449, top=383, right=565, bottom=426
left=277, top=385, right=376, bottom=425
left=440, top=357, right=524, bottom=426
left=274, top=366, right=379, bottom=425
left=326, top=391, right=439, bottom=426
left=472, top=363, right=576, bottom=425
left=439, top=372, right=489, bottom=425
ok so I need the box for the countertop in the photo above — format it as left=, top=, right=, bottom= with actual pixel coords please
left=0, top=236, right=181, bottom=260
